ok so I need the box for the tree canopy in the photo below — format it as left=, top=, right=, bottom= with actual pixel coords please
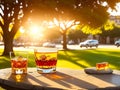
left=0, top=0, right=120, bottom=55
left=68, top=26, right=88, bottom=43
left=100, top=24, right=120, bottom=38
left=31, top=0, right=120, bottom=28
left=0, top=0, right=31, bottom=55
left=30, top=0, right=120, bottom=49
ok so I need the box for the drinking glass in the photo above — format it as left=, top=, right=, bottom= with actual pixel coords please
left=96, top=62, right=109, bottom=70
left=10, top=51, right=28, bottom=75
left=34, top=47, right=58, bottom=73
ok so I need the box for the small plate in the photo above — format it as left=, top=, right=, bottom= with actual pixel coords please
left=84, top=67, right=113, bottom=74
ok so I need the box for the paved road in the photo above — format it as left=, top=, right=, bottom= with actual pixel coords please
left=0, top=44, right=119, bottom=51
left=56, top=44, right=120, bottom=50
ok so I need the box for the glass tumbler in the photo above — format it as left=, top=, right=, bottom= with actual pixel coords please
left=34, top=47, right=58, bottom=73
left=10, top=51, right=28, bottom=75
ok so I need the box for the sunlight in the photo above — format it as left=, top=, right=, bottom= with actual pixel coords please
left=53, top=18, right=59, bottom=26
left=20, top=27, right=25, bottom=33
left=30, top=25, right=39, bottom=34
left=101, top=1, right=107, bottom=6
left=48, top=21, right=55, bottom=28
left=66, top=20, right=75, bottom=28
left=108, top=3, right=120, bottom=16
left=53, top=18, right=76, bottom=30
left=30, top=25, right=43, bottom=37
left=60, top=23, right=66, bottom=30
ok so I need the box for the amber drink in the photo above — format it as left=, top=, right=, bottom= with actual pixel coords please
left=34, top=48, right=58, bottom=73
left=10, top=52, right=28, bottom=74
left=96, top=62, right=109, bottom=70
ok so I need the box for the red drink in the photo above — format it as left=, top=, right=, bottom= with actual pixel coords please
left=96, top=62, right=109, bottom=70
left=11, top=57, right=27, bottom=74
left=34, top=48, right=58, bottom=73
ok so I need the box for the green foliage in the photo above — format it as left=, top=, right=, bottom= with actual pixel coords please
left=75, top=6, right=108, bottom=28
left=30, top=0, right=58, bottom=21
left=0, top=0, right=120, bottom=55
left=100, top=24, right=120, bottom=38
left=31, top=0, right=119, bottom=29
left=103, top=20, right=114, bottom=30
left=81, top=26, right=102, bottom=35
left=68, top=26, right=88, bottom=42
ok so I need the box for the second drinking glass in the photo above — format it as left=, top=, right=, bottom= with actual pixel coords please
left=34, top=47, right=58, bottom=74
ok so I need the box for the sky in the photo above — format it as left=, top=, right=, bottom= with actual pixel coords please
left=108, top=3, right=120, bottom=16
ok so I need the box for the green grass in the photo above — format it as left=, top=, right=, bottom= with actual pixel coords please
left=57, top=48, right=120, bottom=70
left=0, top=48, right=120, bottom=70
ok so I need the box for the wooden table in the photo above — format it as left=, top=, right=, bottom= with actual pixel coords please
left=0, top=68, right=120, bottom=90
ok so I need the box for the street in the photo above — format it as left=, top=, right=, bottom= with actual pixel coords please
left=56, top=44, right=120, bottom=50
left=0, top=44, right=119, bottom=51
left=65, top=45, right=120, bottom=50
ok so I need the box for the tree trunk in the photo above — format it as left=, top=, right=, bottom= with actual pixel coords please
left=62, top=31, right=68, bottom=50
left=2, top=34, right=14, bottom=56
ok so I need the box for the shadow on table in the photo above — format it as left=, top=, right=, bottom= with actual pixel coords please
left=89, top=73, right=120, bottom=86
left=5, top=70, right=120, bottom=90
left=27, top=71, right=120, bottom=90
left=27, top=71, right=98, bottom=89
left=42, top=71, right=98, bottom=89
left=6, top=71, right=98, bottom=90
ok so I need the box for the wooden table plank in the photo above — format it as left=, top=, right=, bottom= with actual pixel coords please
left=0, top=68, right=120, bottom=90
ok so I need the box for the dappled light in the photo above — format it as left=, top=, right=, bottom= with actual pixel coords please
left=53, top=18, right=75, bottom=30
left=101, top=1, right=108, bottom=6
left=1, top=0, right=120, bottom=89
left=108, top=3, right=120, bottom=16
left=19, top=27, right=25, bottom=33
left=0, top=0, right=120, bottom=56
left=30, top=25, right=43, bottom=36
left=58, top=48, right=120, bottom=70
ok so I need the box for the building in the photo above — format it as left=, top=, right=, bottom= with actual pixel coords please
left=110, top=15, right=120, bottom=25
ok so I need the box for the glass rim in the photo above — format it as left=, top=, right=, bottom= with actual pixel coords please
left=9, top=51, right=28, bottom=59
left=34, top=47, right=58, bottom=52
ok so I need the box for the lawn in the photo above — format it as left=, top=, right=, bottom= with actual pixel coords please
left=0, top=47, right=120, bottom=70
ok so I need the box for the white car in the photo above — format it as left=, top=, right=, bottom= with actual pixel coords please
left=79, top=40, right=99, bottom=48
left=42, top=42, right=56, bottom=48
left=115, top=39, right=120, bottom=47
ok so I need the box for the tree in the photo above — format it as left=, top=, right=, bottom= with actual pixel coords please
left=0, top=0, right=120, bottom=56
left=0, top=0, right=32, bottom=56
left=68, top=25, right=88, bottom=43
left=52, top=0, right=120, bottom=49
left=99, top=23, right=120, bottom=43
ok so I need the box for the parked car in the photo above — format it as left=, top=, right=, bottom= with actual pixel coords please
left=42, top=42, right=56, bottom=48
left=115, top=39, right=120, bottom=47
left=68, top=40, right=75, bottom=45
left=79, top=40, right=99, bottom=48
left=13, top=42, right=25, bottom=47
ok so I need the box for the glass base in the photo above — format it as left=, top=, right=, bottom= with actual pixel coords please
left=37, top=67, right=56, bottom=74
left=12, top=68, right=27, bottom=75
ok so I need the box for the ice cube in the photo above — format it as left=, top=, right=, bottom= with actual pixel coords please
left=17, top=56, right=23, bottom=61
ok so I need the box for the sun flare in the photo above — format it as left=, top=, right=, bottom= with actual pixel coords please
left=30, top=25, right=44, bottom=37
